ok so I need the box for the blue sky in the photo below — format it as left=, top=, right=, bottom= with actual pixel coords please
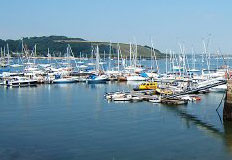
left=0, top=0, right=231, bottom=53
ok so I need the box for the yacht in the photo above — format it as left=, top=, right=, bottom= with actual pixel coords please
left=86, top=74, right=108, bottom=84
left=210, top=84, right=227, bottom=92
left=2, top=77, right=37, bottom=87
left=53, top=75, right=77, bottom=83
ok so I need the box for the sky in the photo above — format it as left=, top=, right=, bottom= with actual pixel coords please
left=0, top=0, right=232, bottom=54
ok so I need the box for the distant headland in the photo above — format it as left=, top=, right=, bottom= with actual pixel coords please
left=0, top=36, right=165, bottom=58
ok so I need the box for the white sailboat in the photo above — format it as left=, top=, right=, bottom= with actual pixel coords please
left=86, top=45, right=108, bottom=84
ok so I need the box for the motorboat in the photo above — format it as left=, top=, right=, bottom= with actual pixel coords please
left=161, top=98, right=188, bottom=105
left=105, top=92, right=126, bottom=100
left=127, top=75, right=148, bottom=81
left=178, top=95, right=193, bottom=101
left=149, top=95, right=161, bottom=103
left=131, top=95, right=142, bottom=102
left=113, top=94, right=132, bottom=101
left=53, top=78, right=77, bottom=83
left=53, top=75, right=77, bottom=83
left=86, top=74, right=108, bottom=84
left=145, top=72, right=159, bottom=79
left=134, top=82, right=158, bottom=91
left=2, top=77, right=37, bottom=87
left=117, top=76, right=127, bottom=81
left=156, top=88, right=173, bottom=95
left=210, top=84, right=227, bottom=92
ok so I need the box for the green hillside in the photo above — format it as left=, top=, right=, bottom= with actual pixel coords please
left=0, top=36, right=165, bottom=58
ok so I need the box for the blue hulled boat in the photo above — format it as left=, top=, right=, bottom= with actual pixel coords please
left=86, top=74, right=108, bottom=84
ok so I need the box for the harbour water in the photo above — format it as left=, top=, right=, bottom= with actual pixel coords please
left=0, top=81, right=232, bottom=160
left=2, top=0, right=232, bottom=159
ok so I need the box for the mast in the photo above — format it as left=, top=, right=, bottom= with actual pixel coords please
left=150, top=44, right=153, bottom=70
left=69, top=44, right=78, bottom=68
left=169, top=50, right=172, bottom=73
left=120, top=49, right=125, bottom=69
left=151, top=41, right=159, bottom=74
left=34, top=44, right=36, bottom=56
left=117, top=43, right=120, bottom=72
left=135, top=42, right=137, bottom=68
left=21, top=39, right=24, bottom=54
left=176, top=53, right=181, bottom=76
left=47, top=48, right=51, bottom=63
left=66, top=45, right=69, bottom=65
left=34, top=44, right=37, bottom=64
left=165, top=49, right=168, bottom=73
left=203, top=37, right=211, bottom=76
left=108, top=42, right=111, bottom=71
left=172, top=51, right=176, bottom=73
left=91, top=48, right=94, bottom=63
left=178, top=43, right=183, bottom=76
left=129, top=42, right=132, bottom=66
left=95, top=45, right=100, bottom=73
left=3, top=46, right=5, bottom=57
left=0, top=47, right=2, bottom=58
left=182, top=45, right=190, bottom=74
left=191, top=47, right=196, bottom=70
left=7, top=43, right=10, bottom=65
left=216, top=50, right=219, bottom=70
left=183, top=45, right=187, bottom=75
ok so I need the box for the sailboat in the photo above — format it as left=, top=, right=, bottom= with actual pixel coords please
left=77, top=52, right=84, bottom=64
left=10, top=56, right=23, bottom=68
left=86, top=45, right=108, bottom=84
left=0, top=45, right=11, bottom=67
left=187, top=48, right=199, bottom=72
left=145, top=40, right=160, bottom=79
left=10, top=41, right=24, bottom=68
left=87, top=74, right=108, bottom=84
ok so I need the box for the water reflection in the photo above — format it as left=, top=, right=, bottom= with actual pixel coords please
left=87, top=83, right=107, bottom=89
left=164, top=105, right=232, bottom=154
left=0, top=82, right=232, bottom=159
left=126, top=81, right=143, bottom=86
left=224, top=121, right=232, bottom=153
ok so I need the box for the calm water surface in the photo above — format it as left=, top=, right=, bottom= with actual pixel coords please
left=0, top=82, right=232, bottom=160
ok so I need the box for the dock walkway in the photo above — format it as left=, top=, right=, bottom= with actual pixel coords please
left=163, top=80, right=227, bottom=99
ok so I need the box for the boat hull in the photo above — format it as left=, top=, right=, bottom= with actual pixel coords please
left=6, top=81, right=37, bottom=87
left=86, top=75, right=108, bottom=84
left=87, top=79, right=107, bottom=84
left=53, top=79, right=77, bottom=83
left=161, top=99, right=188, bottom=105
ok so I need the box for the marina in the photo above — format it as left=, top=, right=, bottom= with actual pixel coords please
left=1, top=0, right=232, bottom=159
left=0, top=43, right=230, bottom=105
left=1, top=43, right=232, bottom=160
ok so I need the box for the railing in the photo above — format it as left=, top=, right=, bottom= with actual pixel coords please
left=163, top=80, right=227, bottom=99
